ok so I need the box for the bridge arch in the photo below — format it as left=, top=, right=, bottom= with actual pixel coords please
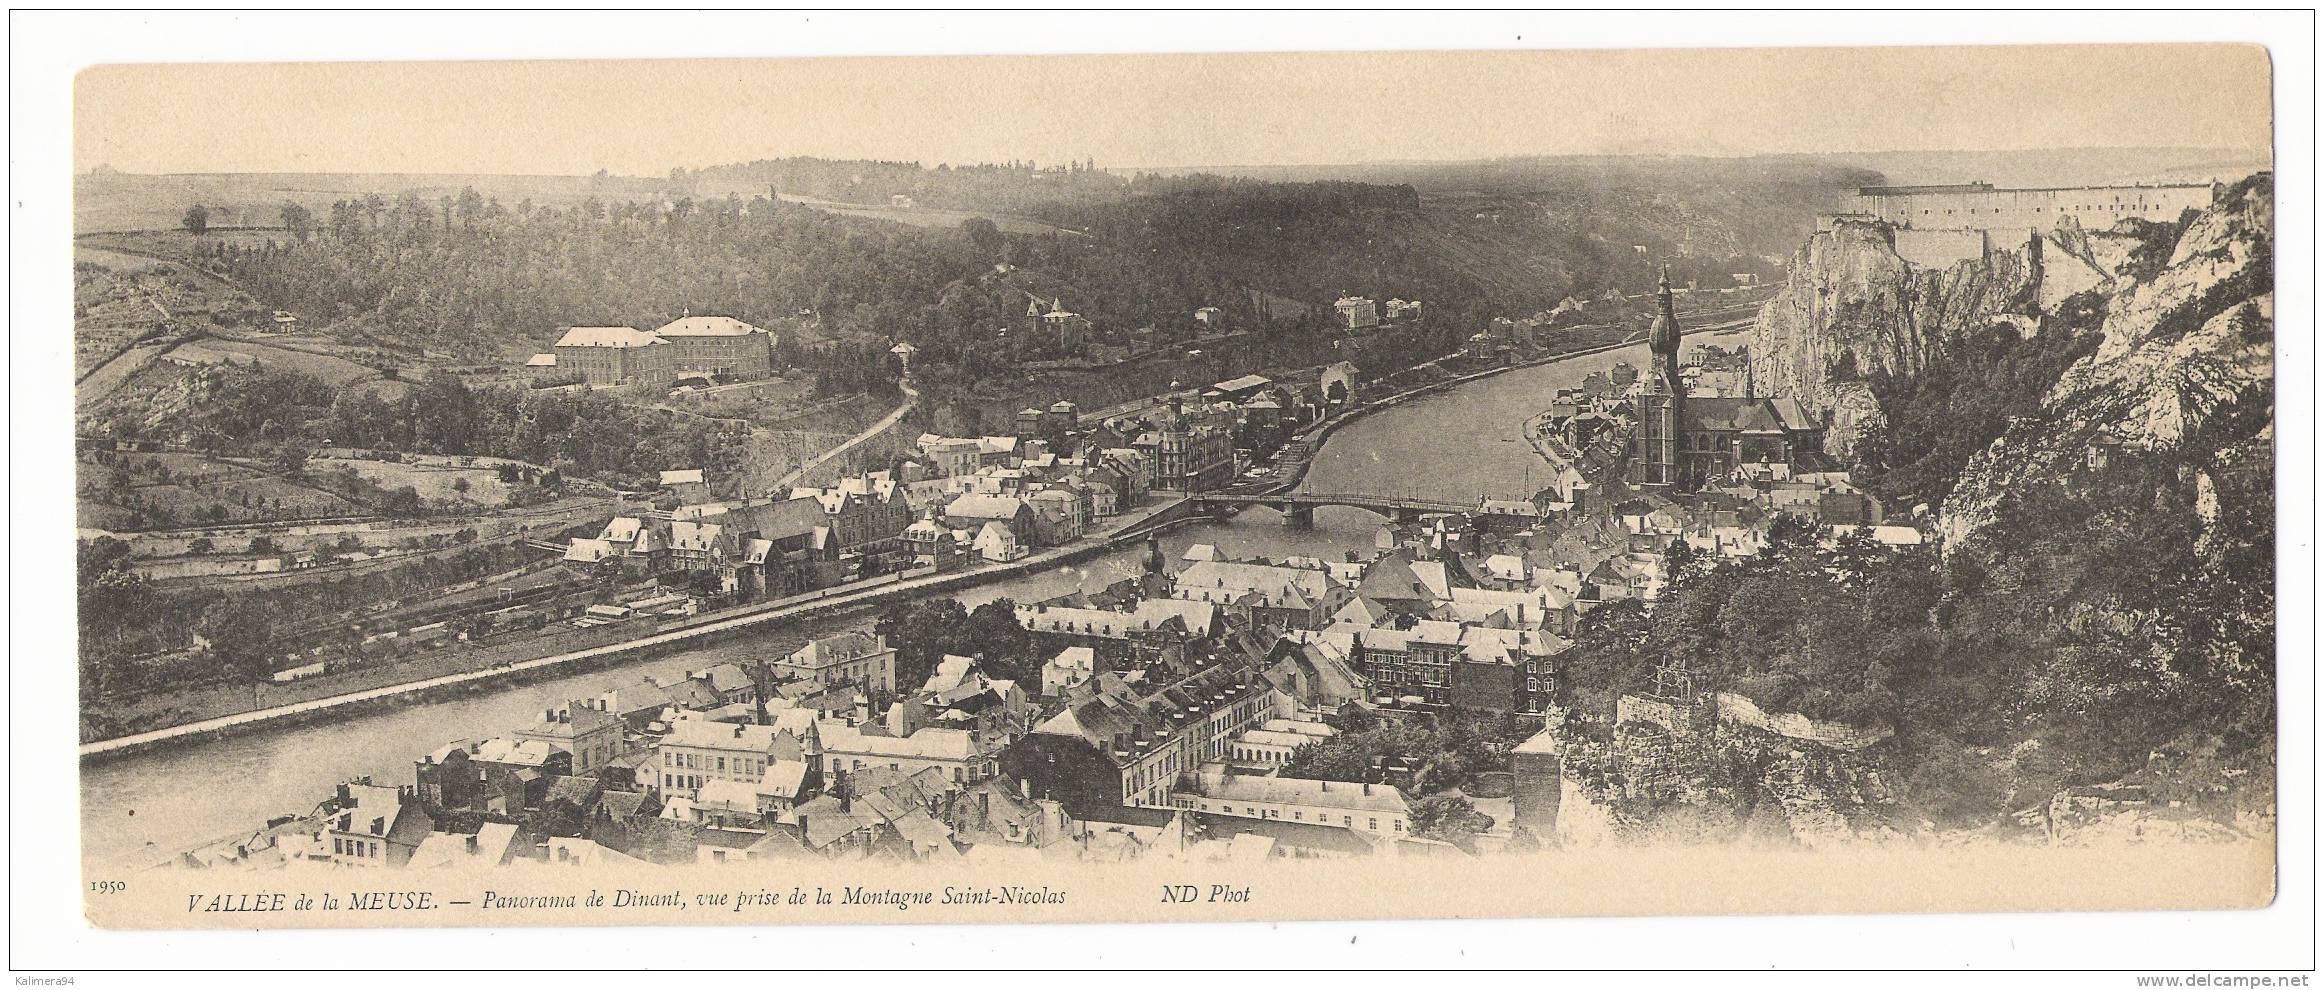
left=1191, top=491, right=1474, bottom=529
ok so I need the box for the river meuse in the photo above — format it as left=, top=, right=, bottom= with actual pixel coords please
left=79, top=331, right=1743, bottom=868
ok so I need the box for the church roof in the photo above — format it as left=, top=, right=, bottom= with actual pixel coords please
left=1680, top=398, right=1789, bottom=434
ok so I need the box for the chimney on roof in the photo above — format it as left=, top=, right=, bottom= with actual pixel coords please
left=1363, top=782, right=1372, bottom=796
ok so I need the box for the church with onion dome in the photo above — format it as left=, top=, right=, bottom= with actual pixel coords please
left=1625, top=268, right=1825, bottom=492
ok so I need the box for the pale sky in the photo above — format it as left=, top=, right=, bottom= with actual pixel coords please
left=76, top=44, right=2273, bottom=175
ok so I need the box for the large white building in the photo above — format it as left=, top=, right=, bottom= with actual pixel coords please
left=770, top=631, right=896, bottom=698
left=655, top=711, right=818, bottom=800
left=1178, top=770, right=1413, bottom=836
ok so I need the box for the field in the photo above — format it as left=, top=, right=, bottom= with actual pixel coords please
left=177, top=337, right=385, bottom=386
left=320, top=456, right=513, bottom=509
left=665, top=374, right=818, bottom=422
left=77, top=450, right=368, bottom=531
left=73, top=241, right=264, bottom=379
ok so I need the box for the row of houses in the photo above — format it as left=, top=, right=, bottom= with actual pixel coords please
left=561, top=470, right=915, bottom=598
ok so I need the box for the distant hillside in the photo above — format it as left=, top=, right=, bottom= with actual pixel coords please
left=73, top=170, right=751, bottom=234
left=1780, top=146, right=2270, bottom=188
left=1125, top=146, right=2270, bottom=250
left=1135, top=146, right=2266, bottom=189
left=1126, top=155, right=1880, bottom=261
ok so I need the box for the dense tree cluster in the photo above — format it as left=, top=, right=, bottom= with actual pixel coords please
left=1561, top=525, right=1928, bottom=728
left=1850, top=315, right=2104, bottom=513
left=209, top=191, right=993, bottom=354
left=1280, top=708, right=1523, bottom=795
left=111, top=363, right=753, bottom=490
left=192, top=176, right=1521, bottom=382
left=871, top=597, right=1036, bottom=691
left=1560, top=441, right=2274, bottom=824
left=78, top=537, right=541, bottom=699
left=1407, top=794, right=1497, bottom=845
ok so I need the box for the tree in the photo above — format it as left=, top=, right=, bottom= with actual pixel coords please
left=195, top=597, right=276, bottom=680
left=279, top=201, right=316, bottom=242
left=872, top=598, right=973, bottom=689
left=187, top=536, right=214, bottom=555
left=1407, top=794, right=1495, bottom=845
left=182, top=203, right=210, bottom=235
left=78, top=537, right=148, bottom=639
left=379, top=485, right=423, bottom=516
left=960, top=216, right=1005, bottom=256
left=963, top=599, right=1034, bottom=680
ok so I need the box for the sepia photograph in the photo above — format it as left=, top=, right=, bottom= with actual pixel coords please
left=10, top=9, right=2313, bottom=977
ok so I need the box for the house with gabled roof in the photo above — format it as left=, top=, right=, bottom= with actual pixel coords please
left=1172, top=559, right=1350, bottom=631
left=1022, top=660, right=1275, bottom=815
left=771, top=630, right=895, bottom=699
left=654, top=715, right=818, bottom=801
left=1016, top=598, right=1218, bottom=673
left=321, top=780, right=434, bottom=868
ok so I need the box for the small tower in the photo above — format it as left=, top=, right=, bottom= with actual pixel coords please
left=1141, top=531, right=1173, bottom=597
left=1651, top=651, right=1697, bottom=702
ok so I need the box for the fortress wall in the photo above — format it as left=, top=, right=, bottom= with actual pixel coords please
left=1860, top=184, right=2213, bottom=234
left=1712, top=691, right=1894, bottom=751
left=1891, top=228, right=1992, bottom=268
left=1616, top=693, right=1699, bottom=737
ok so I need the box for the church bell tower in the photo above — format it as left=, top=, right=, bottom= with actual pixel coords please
left=1634, top=267, right=1686, bottom=487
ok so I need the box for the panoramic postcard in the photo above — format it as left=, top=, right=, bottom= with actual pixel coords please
left=71, top=44, right=2277, bottom=928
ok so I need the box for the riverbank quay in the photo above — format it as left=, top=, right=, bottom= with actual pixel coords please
left=1523, top=409, right=1582, bottom=476
left=79, top=495, right=1200, bottom=762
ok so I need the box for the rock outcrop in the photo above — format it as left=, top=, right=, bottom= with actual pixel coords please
left=1748, top=222, right=2039, bottom=458
left=1938, top=176, right=2272, bottom=545
left=1748, top=203, right=2209, bottom=462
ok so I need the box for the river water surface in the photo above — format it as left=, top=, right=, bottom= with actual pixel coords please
left=80, top=332, right=1742, bottom=868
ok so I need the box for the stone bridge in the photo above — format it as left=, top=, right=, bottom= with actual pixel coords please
left=1189, top=490, right=1477, bottom=529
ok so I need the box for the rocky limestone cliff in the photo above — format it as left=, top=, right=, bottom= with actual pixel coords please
left=1938, top=177, right=2273, bottom=546
left=1749, top=209, right=2193, bottom=461
left=1749, top=223, right=2038, bottom=459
